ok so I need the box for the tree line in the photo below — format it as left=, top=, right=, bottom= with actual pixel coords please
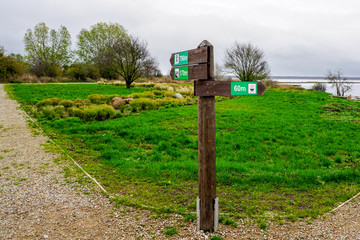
left=1, top=22, right=351, bottom=96
left=1, top=22, right=162, bottom=87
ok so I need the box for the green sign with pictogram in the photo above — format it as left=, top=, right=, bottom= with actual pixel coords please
left=174, top=51, right=189, bottom=66
left=231, top=82, right=258, bottom=95
left=174, top=66, right=189, bottom=80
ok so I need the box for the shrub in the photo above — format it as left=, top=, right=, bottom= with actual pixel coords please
left=164, top=91, right=175, bottom=97
left=0, top=47, right=25, bottom=81
left=54, top=105, right=66, bottom=117
left=83, top=104, right=116, bottom=121
left=153, top=90, right=163, bottom=96
left=74, top=98, right=90, bottom=107
left=88, top=94, right=102, bottom=104
left=41, top=106, right=57, bottom=119
left=68, top=107, right=84, bottom=118
left=45, top=63, right=62, bottom=78
left=59, top=99, right=74, bottom=108
left=161, top=226, right=179, bottom=236
left=88, top=94, right=119, bottom=104
left=131, top=91, right=155, bottom=99
left=263, top=79, right=279, bottom=87
left=35, top=98, right=60, bottom=107
left=177, top=86, right=194, bottom=96
left=66, top=63, right=100, bottom=81
left=312, top=82, right=327, bottom=92
left=130, top=98, right=158, bottom=111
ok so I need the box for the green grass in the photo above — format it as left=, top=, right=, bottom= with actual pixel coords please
left=7, top=83, right=360, bottom=221
left=161, top=226, right=179, bottom=236
left=8, top=83, right=151, bottom=104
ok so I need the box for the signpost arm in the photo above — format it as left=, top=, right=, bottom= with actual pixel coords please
left=197, top=40, right=217, bottom=231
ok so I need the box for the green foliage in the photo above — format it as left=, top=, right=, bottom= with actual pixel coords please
left=76, top=22, right=128, bottom=79
left=9, top=84, right=149, bottom=104
left=161, top=226, right=179, bottom=236
left=129, top=98, right=158, bottom=111
left=257, top=219, right=267, bottom=229
left=183, top=213, right=196, bottom=222
left=68, top=107, right=84, bottom=118
left=210, top=236, right=224, bottom=240
left=0, top=46, right=24, bottom=81
left=322, top=101, right=360, bottom=124
left=219, top=216, right=238, bottom=227
left=131, top=91, right=155, bottom=99
left=66, top=63, right=100, bottom=80
left=24, top=22, right=72, bottom=77
left=88, top=94, right=119, bottom=104
left=59, top=100, right=74, bottom=108
left=82, top=104, right=116, bottom=121
left=35, top=98, right=60, bottom=107
left=40, top=105, right=66, bottom=119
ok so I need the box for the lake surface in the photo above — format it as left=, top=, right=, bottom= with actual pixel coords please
left=272, top=77, right=360, bottom=97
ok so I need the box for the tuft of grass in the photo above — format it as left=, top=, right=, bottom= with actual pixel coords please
left=219, top=216, right=238, bottom=227
left=257, top=219, right=267, bottom=230
left=210, top=236, right=224, bottom=240
left=161, top=226, right=179, bottom=236
left=183, top=213, right=196, bottom=222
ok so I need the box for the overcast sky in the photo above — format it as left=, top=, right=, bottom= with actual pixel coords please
left=1, top=0, right=360, bottom=76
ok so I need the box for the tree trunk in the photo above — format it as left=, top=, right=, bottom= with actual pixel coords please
left=126, top=80, right=131, bottom=88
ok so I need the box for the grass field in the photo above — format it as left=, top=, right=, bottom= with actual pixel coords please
left=6, top=83, right=360, bottom=224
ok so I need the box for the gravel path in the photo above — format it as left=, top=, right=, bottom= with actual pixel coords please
left=0, top=84, right=359, bottom=239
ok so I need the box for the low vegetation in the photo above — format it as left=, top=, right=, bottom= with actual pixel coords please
left=6, top=83, right=360, bottom=223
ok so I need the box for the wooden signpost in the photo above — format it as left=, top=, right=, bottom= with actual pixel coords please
left=170, top=40, right=266, bottom=232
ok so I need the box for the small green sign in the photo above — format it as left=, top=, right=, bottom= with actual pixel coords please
left=231, top=82, right=257, bottom=95
left=174, top=51, right=188, bottom=66
left=174, top=66, right=189, bottom=80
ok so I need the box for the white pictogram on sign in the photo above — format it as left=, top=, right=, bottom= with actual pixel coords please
left=248, top=84, right=256, bottom=94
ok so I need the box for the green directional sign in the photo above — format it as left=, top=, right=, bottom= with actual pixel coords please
left=231, top=82, right=257, bottom=95
left=174, top=66, right=189, bottom=80
left=174, top=51, right=189, bottom=66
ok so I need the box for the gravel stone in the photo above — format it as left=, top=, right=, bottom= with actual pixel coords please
left=1, top=84, right=360, bottom=239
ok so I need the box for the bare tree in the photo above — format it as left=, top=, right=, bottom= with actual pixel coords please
left=111, top=36, right=159, bottom=88
left=326, top=70, right=352, bottom=96
left=224, top=42, right=270, bottom=81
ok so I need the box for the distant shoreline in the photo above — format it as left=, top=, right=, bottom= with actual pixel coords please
left=272, top=76, right=360, bottom=80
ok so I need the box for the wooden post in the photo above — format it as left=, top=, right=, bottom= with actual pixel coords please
left=197, top=40, right=217, bottom=231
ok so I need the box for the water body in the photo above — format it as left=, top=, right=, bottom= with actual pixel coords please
left=272, top=77, right=360, bottom=97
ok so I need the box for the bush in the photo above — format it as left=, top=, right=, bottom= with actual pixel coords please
left=164, top=91, right=175, bottom=97
left=66, top=63, right=100, bottom=81
left=35, top=98, right=60, bottom=107
left=74, top=98, right=90, bottom=107
left=39, top=105, right=66, bottom=119
left=0, top=47, right=24, bottom=81
left=263, top=79, right=279, bottom=87
left=153, top=90, right=163, bottom=96
left=68, top=107, right=84, bottom=118
left=130, top=98, right=158, bottom=111
left=312, top=82, right=327, bottom=92
left=177, top=86, right=193, bottom=96
left=88, top=94, right=119, bottom=104
left=45, top=63, right=62, bottom=78
left=83, top=104, right=116, bottom=121
left=59, top=99, right=74, bottom=108
left=131, top=91, right=155, bottom=99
